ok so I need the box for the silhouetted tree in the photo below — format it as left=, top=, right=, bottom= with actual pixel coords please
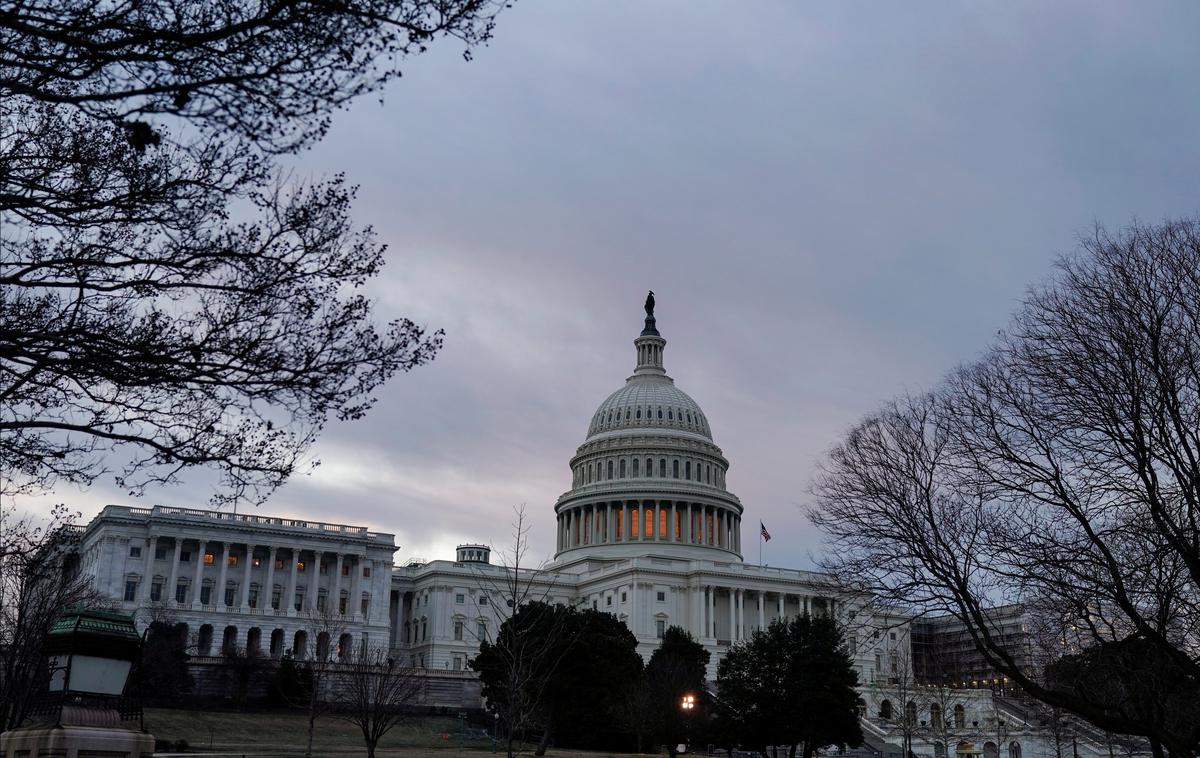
left=1, top=0, right=509, bottom=506
left=644, top=626, right=710, bottom=758
left=537, top=607, right=642, bottom=753
left=715, top=614, right=863, bottom=758
left=810, top=219, right=1200, bottom=754
left=0, top=507, right=103, bottom=729
left=133, top=621, right=193, bottom=705
left=331, top=648, right=424, bottom=758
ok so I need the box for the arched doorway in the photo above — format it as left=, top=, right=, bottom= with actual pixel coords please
left=1009, top=742, right=1021, bottom=758
left=984, top=742, right=999, bottom=758
left=198, top=624, right=213, bottom=656
left=338, top=633, right=353, bottom=661
left=904, top=701, right=917, bottom=725
left=879, top=699, right=893, bottom=719
left=316, top=631, right=330, bottom=661
left=246, top=627, right=261, bottom=655
left=930, top=702, right=942, bottom=728
left=293, top=629, right=308, bottom=660
left=270, top=629, right=284, bottom=658
left=222, top=625, right=238, bottom=654
left=953, top=704, right=966, bottom=728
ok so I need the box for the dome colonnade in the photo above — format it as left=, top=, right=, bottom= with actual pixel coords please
left=554, top=301, right=743, bottom=560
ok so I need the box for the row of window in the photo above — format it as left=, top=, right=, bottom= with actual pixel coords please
left=403, top=618, right=489, bottom=645
left=592, top=404, right=708, bottom=434
left=573, top=456, right=725, bottom=488
left=195, top=624, right=365, bottom=663
left=877, top=700, right=973, bottom=730
left=561, top=506, right=737, bottom=547
left=128, top=545, right=370, bottom=577
left=122, top=577, right=371, bottom=615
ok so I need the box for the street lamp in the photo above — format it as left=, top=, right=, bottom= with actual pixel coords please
left=0, top=608, right=155, bottom=757
left=680, top=694, right=696, bottom=711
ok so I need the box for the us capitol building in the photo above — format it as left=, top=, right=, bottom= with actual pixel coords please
left=70, top=298, right=1117, bottom=758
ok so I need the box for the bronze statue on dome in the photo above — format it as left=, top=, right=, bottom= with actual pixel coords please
left=645, top=290, right=655, bottom=317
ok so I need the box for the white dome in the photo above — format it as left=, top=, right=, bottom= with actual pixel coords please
left=586, top=375, right=712, bottom=441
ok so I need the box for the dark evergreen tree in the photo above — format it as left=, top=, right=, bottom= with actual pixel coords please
left=715, top=614, right=862, bottom=758
left=472, top=602, right=643, bottom=754
left=645, top=626, right=710, bottom=758
left=133, top=621, right=193, bottom=706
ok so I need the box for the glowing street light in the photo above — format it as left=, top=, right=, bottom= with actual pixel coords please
left=680, top=693, right=696, bottom=711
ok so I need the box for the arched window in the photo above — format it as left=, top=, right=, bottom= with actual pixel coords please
left=673, top=460, right=680, bottom=478
left=338, top=633, right=354, bottom=661
left=879, top=699, right=893, bottom=720
left=930, top=703, right=942, bottom=729
left=1008, top=742, right=1021, bottom=758
left=953, top=704, right=965, bottom=728
left=685, top=461, right=691, bottom=479
left=658, top=407, right=663, bottom=419
left=587, top=464, right=593, bottom=484
left=607, top=460, right=614, bottom=479
left=293, top=629, right=308, bottom=660
left=607, top=411, right=612, bottom=424
left=660, top=459, right=667, bottom=477
left=646, top=458, right=653, bottom=476
left=316, top=631, right=331, bottom=661
left=619, top=459, right=626, bottom=478
left=706, top=464, right=712, bottom=484
left=270, top=628, right=285, bottom=658
left=904, top=701, right=917, bottom=726
left=935, top=744, right=947, bottom=758
left=625, top=408, right=630, bottom=420
left=222, top=625, right=238, bottom=654
left=983, top=743, right=999, bottom=758
left=198, top=624, right=214, bottom=656
left=667, top=409, right=673, bottom=420
left=632, top=458, right=639, bottom=477
left=246, top=627, right=262, bottom=654
left=636, top=408, right=641, bottom=419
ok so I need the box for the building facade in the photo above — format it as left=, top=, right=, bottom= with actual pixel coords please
left=69, top=301, right=1130, bottom=756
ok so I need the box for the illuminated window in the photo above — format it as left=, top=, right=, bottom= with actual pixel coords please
left=659, top=509, right=667, bottom=539
left=252, top=557, right=261, bottom=568
left=297, top=561, right=306, bottom=572
left=644, top=509, right=653, bottom=538
left=203, top=552, right=215, bottom=565
left=342, top=564, right=351, bottom=576
left=275, top=559, right=285, bottom=569
left=227, top=555, right=238, bottom=568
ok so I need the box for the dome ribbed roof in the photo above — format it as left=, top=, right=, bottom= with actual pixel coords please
left=586, top=376, right=712, bottom=440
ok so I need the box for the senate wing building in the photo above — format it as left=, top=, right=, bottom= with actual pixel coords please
left=70, top=300, right=1115, bottom=758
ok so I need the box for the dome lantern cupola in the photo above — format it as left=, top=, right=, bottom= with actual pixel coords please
left=634, top=290, right=666, bottom=376
left=553, top=292, right=744, bottom=564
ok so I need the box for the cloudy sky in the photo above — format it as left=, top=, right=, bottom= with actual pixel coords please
left=54, top=2, right=1200, bottom=569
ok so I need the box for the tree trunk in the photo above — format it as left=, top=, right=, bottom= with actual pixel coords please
left=365, top=738, right=376, bottom=758
left=535, top=728, right=550, bottom=757
left=507, top=735, right=516, bottom=758
left=1149, top=738, right=1164, bottom=758
left=306, top=713, right=315, bottom=756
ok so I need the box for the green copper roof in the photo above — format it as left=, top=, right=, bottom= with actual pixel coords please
left=48, top=608, right=140, bottom=642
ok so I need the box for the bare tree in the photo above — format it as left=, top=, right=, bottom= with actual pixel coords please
left=870, top=640, right=919, bottom=758
left=0, top=506, right=104, bottom=729
left=1, top=0, right=509, bottom=506
left=810, top=219, right=1200, bottom=755
left=296, top=606, right=350, bottom=756
left=469, top=506, right=571, bottom=758
left=331, top=648, right=424, bottom=758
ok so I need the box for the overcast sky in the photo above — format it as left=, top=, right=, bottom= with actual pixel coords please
left=53, top=1, right=1200, bottom=569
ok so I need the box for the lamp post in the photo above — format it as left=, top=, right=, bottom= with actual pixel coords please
left=0, top=608, right=155, bottom=758
left=680, top=693, right=696, bottom=754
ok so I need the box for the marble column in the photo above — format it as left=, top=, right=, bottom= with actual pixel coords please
left=307, top=551, right=320, bottom=612
left=141, top=535, right=159, bottom=602
left=333, top=553, right=345, bottom=614
left=350, top=556, right=362, bottom=614
left=757, top=591, right=765, bottom=631
left=167, top=539, right=183, bottom=605
left=216, top=542, right=230, bottom=607
left=700, top=585, right=710, bottom=638
left=727, top=588, right=735, bottom=642
left=777, top=593, right=784, bottom=621
left=191, top=540, right=206, bottom=608
left=287, top=550, right=300, bottom=615
left=265, top=546, right=278, bottom=610
left=240, top=544, right=255, bottom=608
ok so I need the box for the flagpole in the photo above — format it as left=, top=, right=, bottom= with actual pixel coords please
left=759, top=530, right=763, bottom=566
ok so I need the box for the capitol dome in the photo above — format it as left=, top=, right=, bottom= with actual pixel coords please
left=553, top=295, right=744, bottom=562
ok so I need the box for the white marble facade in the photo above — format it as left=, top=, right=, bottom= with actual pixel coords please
left=77, top=505, right=396, bottom=661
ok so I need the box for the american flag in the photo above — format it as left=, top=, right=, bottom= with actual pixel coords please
left=760, top=521, right=772, bottom=542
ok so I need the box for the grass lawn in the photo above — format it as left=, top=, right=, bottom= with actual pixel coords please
left=143, top=708, right=654, bottom=757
